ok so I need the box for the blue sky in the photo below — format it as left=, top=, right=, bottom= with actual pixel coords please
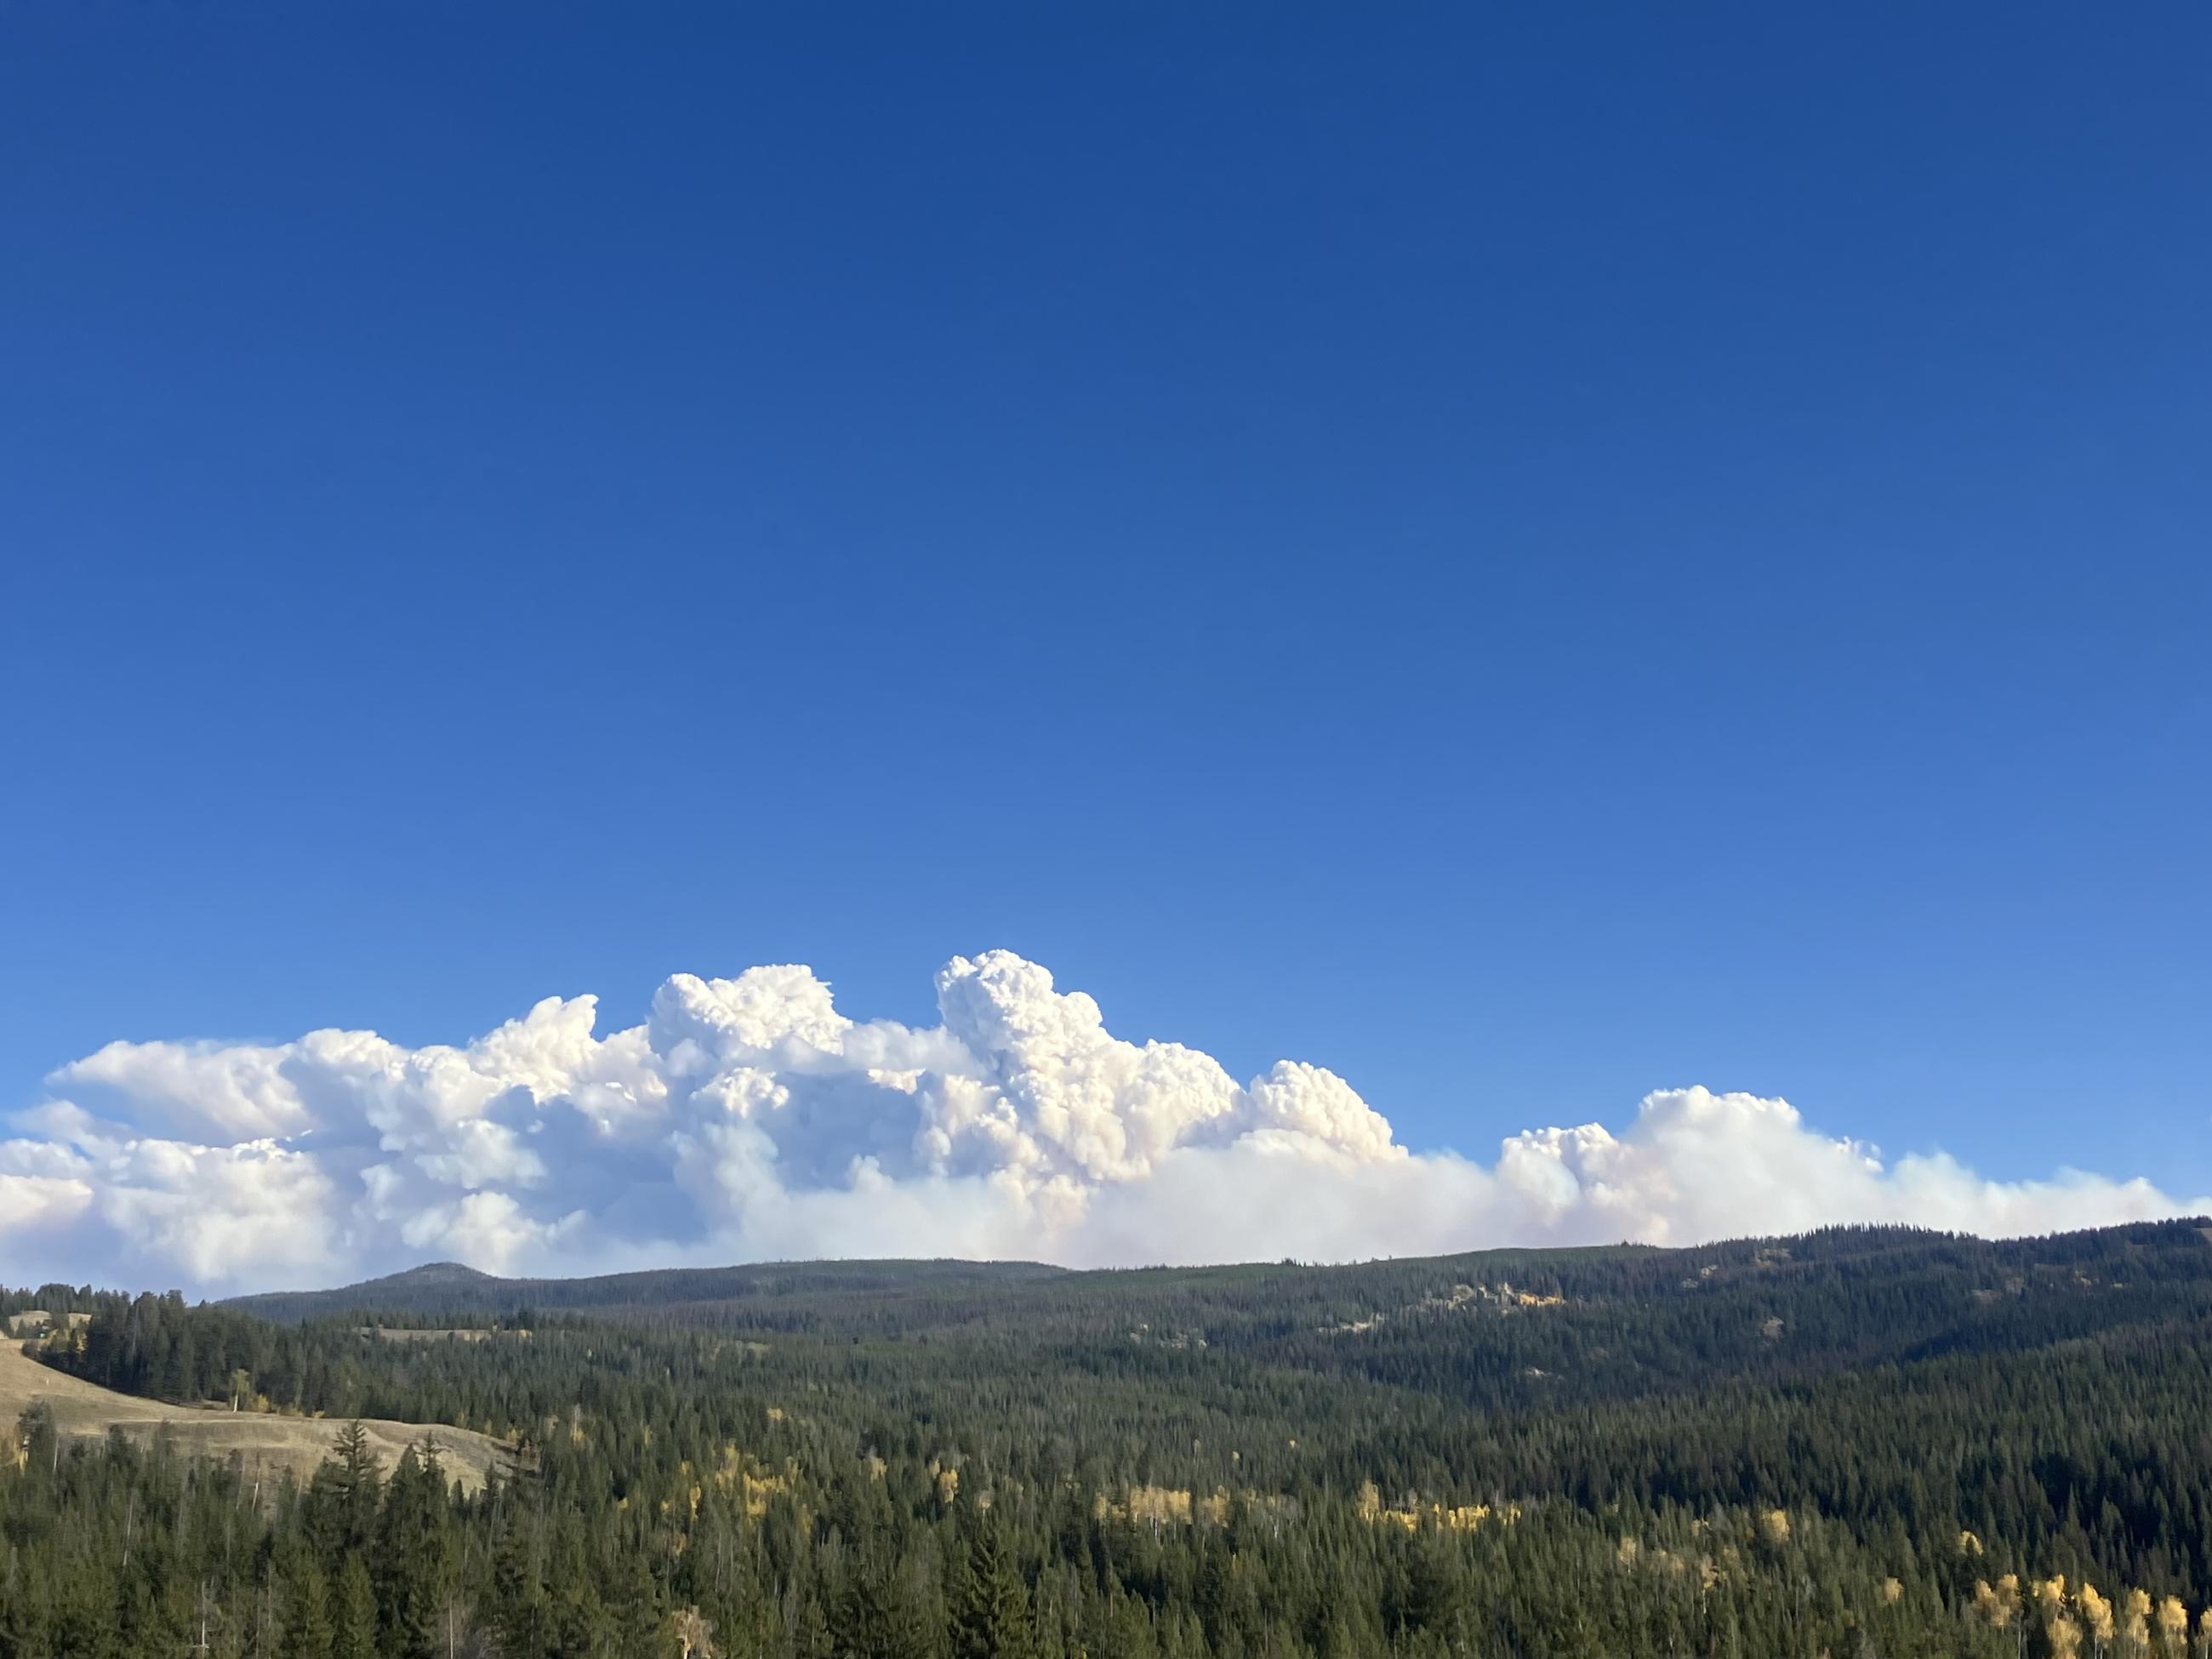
left=3, top=1, right=2208, bottom=1272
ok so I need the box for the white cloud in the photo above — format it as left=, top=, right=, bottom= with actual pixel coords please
left=50, top=1039, right=311, bottom=1141
left=82, top=1137, right=339, bottom=1286
left=1, top=949, right=2202, bottom=1292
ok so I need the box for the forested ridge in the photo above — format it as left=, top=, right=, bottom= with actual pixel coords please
left=8, top=1219, right=2212, bottom=1656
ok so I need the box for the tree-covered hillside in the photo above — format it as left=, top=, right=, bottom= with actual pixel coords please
left=9, top=1220, right=2212, bottom=1656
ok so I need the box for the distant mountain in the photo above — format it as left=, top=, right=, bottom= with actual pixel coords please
left=373, top=1261, right=497, bottom=1289
left=225, top=1255, right=1068, bottom=1324
left=224, top=1221, right=2212, bottom=1362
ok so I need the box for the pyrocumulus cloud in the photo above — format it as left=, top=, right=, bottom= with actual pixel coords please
left=2, top=950, right=2199, bottom=1291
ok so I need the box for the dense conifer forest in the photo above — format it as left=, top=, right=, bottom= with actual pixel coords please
left=9, top=1218, right=2212, bottom=1656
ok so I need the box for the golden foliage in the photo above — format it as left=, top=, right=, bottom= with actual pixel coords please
left=1126, top=1485, right=1194, bottom=1527
left=1094, top=1484, right=1304, bottom=1534
left=1354, top=1479, right=1514, bottom=1532
left=1972, top=1576, right=2020, bottom=1629
left=2120, top=1587, right=2154, bottom=1654
left=710, top=1444, right=793, bottom=1517
left=2080, top=1583, right=2116, bottom=1645
left=2155, top=1596, right=2189, bottom=1649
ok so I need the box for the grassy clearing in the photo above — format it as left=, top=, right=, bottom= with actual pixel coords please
left=2, top=1340, right=508, bottom=1492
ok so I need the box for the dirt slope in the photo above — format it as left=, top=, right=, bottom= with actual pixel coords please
left=2, top=1341, right=508, bottom=1492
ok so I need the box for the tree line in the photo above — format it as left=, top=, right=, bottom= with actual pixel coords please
left=9, top=1218, right=2212, bottom=1655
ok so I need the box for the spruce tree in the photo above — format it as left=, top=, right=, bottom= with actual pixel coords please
left=287, top=1562, right=336, bottom=1659
left=834, top=1557, right=936, bottom=1659
left=492, top=1504, right=547, bottom=1656
left=375, top=1441, right=458, bottom=1659
left=333, top=1554, right=378, bottom=1659
left=313, top=1420, right=384, bottom=1554
left=952, top=1522, right=1039, bottom=1659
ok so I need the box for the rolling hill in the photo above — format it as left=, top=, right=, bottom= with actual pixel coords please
left=2, top=1333, right=509, bottom=1491
left=225, top=1254, right=1068, bottom=1324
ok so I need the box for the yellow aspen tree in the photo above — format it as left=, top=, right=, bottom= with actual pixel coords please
left=1975, top=1581, right=2019, bottom=1630
left=2152, top=1597, right=2186, bottom=1655
left=2121, top=1589, right=2153, bottom=1656
left=2080, top=1584, right=2117, bottom=1654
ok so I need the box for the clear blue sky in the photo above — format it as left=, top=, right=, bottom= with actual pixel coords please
left=3, top=3, right=2206, bottom=1194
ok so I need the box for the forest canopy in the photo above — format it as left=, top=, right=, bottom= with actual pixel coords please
left=8, top=1218, right=2212, bottom=1657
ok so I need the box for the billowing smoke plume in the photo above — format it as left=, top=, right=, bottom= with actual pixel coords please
left=0, top=950, right=2198, bottom=1291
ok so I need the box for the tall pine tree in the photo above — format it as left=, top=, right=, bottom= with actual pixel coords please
left=951, top=1521, right=1039, bottom=1659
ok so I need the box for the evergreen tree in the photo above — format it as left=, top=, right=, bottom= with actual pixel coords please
left=0, top=1548, right=55, bottom=1658
left=287, top=1561, right=336, bottom=1659
left=312, top=1419, right=385, bottom=1554
left=333, top=1554, right=379, bottom=1659
left=952, top=1522, right=1040, bottom=1659
left=835, top=1556, right=938, bottom=1659
left=492, top=1503, right=549, bottom=1656
left=376, top=1441, right=459, bottom=1659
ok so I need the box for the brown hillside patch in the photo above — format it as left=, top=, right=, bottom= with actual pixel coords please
left=3, top=1341, right=508, bottom=1492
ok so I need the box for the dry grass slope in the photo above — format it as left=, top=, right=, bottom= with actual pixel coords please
left=2, top=1341, right=508, bottom=1492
